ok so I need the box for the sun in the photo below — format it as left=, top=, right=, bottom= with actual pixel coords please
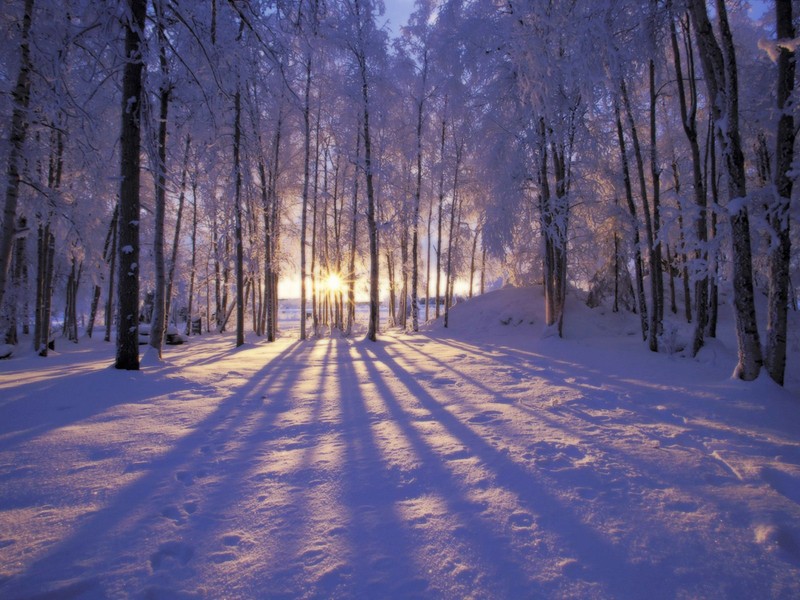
left=323, top=272, right=343, bottom=294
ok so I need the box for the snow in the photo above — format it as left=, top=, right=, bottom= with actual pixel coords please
left=758, top=36, right=800, bottom=63
left=1, top=287, right=799, bottom=599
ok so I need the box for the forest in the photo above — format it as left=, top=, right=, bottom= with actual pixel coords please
left=0, top=0, right=796, bottom=383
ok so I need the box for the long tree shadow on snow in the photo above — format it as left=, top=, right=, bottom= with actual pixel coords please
left=357, top=338, right=673, bottom=599
left=0, top=339, right=309, bottom=599
left=331, top=338, right=428, bottom=598
left=387, top=334, right=800, bottom=595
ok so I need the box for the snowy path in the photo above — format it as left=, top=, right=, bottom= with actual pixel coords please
left=1, top=319, right=800, bottom=598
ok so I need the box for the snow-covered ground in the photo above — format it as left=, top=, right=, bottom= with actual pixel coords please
left=1, top=287, right=799, bottom=599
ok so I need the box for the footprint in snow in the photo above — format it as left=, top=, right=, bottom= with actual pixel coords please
left=468, top=410, right=503, bottom=424
left=209, top=552, right=237, bottom=564
left=175, top=470, right=193, bottom=485
left=149, top=541, right=193, bottom=571
left=300, top=548, right=326, bottom=567
left=160, top=505, right=184, bottom=523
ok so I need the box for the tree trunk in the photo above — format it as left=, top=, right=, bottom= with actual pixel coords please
left=400, top=217, right=409, bottom=329
left=356, top=31, right=380, bottom=341
left=186, top=178, right=198, bottom=336
left=115, top=0, right=147, bottom=370
left=266, top=101, right=284, bottom=342
left=435, top=105, right=447, bottom=320
left=234, top=84, right=245, bottom=347
left=88, top=206, right=118, bottom=339
left=671, top=160, right=692, bottom=323
left=706, top=119, right=720, bottom=339
left=300, top=58, right=312, bottom=340
left=425, top=180, right=434, bottom=323
left=614, top=100, right=648, bottom=340
left=212, top=215, right=222, bottom=330
left=480, top=240, right=486, bottom=295
left=410, top=62, right=428, bottom=331
left=670, top=6, right=708, bottom=353
left=765, top=0, right=796, bottom=386
left=166, top=135, right=190, bottom=329
left=7, top=217, right=29, bottom=344
left=621, top=79, right=659, bottom=351
left=688, top=0, right=762, bottom=380
left=468, top=225, right=479, bottom=298
left=386, top=250, right=396, bottom=327
left=149, top=14, right=170, bottom=358
left=649, top=60, right=664, bottom=346
left=346, top=128, right=360, bottom=336
left=444, top=142, right=463, bottom=329
left=64, top=257, right=81, bottom=342
left=0, top=0, right=34, bottom=330
left=104, top=206, right=118, bottom=342
left=34, top=223, right=54, bottom=355
left=310, top=100, right=321, bottom=337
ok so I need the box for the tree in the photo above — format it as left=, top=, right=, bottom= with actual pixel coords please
left=149, top=0, right=172, bottom=358
left=668, top=3, right=709, bottom=356
left=0, top=0, right=34, bottom=341
left=115, top=0, right=148, bottom=371
left=687, top=0, right=762, bottom=380
left=764, top=0, right=796, bottom=386
left=341, top=0, right=383, bottom=341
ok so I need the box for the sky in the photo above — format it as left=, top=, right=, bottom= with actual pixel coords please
left=382, top=0, right=416, bottom=35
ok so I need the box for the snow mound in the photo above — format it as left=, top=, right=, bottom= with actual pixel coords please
left=423, top=285, right=640, bottom=342
left=422, top=285, right=542, bottom=336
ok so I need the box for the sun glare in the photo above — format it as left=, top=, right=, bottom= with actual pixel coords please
left=323, top=273, right=343, bottom=294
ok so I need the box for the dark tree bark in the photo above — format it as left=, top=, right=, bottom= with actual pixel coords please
left=0, top=0, right=34, bottom=332
left=300, top=57, right=313, bottom=340
left=670, top=5, right=708, bottom=354
left=621, top=79, right=660, bottom=351
left=34, top=223, right=54, bottom=355
left=104, top=206, right=118, bottom=342
left=688, top=0, right=762, bottom=380
left=443, top=141, right=464, bottom=329
left=614, top=100, right=648, bottom=340
left=150, top=4, right=171, bottom=358
left=468, top=225, right=479, bottom=298
left=346, top=128, right=360, bottom=336
left=435, top=104, right=447, bottom=320
left=765, top=0, right=796, bottom=386
left=410, top=51, right=429, bottom=332
left=349, top=0, right=380, bottom=341
left=186, top=177, right=198, bottom=336
left=88, top=206, right=118, bottom=339
left=234, top=85, right=244, bottom=347
left=705, top=118, right=720, bottom=339
left=115, top=0, right=147, bottom=370
left=166, top=135, right=190, bottom=331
